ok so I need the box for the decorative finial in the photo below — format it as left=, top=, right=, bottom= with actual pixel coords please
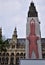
left=13, top=27, right=16, bottom=33
left=31, top=0, right=33, bottom=3
left=31, top=0, right=33, bottom=2
left=15, top=27, right=16, bottom=31
left=13, top=27, right=17, bottom=37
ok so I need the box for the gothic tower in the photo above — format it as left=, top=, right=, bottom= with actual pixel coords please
left=26, top=2, right=42, bottom=59
left=12, top=27, right=17, bottom=48
left=12, top=27, right=17, bottom=43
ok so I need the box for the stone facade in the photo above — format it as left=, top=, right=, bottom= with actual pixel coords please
left=0, top=27, right=25, bottom=65
left=0, top=27, right=45, bottom=65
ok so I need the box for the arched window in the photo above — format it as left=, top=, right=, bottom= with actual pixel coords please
left=0, top=53, right=1, bottom=56
left=20, top=53, right=23, bottom=59
left=10, top=57, right=14, bottom=64
left=5, top=57, right=9, bottom=64
left=16, top=57, right=19, bottom=65
left=0, top=57, right=1, bottom=63
left=24, top=53, right=25, bottom=58
left=12, top=45, right=15, bottom=48
left=2, top=53, right=5, bottom=56
left=20, top=53, right=23, bottom=56
left=0, top=53, right=1, bottom=63
left=5, top=53, right=9, bottom=64
left=42, top=53, right=45, bottom=58
left=24, top=53, right=25, bottom=56
left=16, top=53, right=20, bottom=57
left=11, top=53, right=14, bottom=56
left=2, top=57, right=5, bottom=64
left=6, top=53, right=9, bottom=56
left=10, top=53, right=14, bottom=64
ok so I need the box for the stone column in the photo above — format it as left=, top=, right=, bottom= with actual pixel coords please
left=8, top=56, right=10, bottom=65
left=14, top=53, right=16, bottom=65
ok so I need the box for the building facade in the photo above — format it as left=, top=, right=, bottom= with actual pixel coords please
left=0, top=27, right=25, bottom=65
left=0, top=1, right=45, bottom=65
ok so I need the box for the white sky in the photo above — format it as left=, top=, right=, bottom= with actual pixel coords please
left=0, top=0, right=45, bottom=38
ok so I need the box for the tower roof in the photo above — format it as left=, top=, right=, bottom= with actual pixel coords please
left=13, top=27, right=17, bottom=37
left=28, top=1, right=38, bottom=17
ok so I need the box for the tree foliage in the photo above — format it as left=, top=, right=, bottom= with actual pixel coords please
left=0, top=37, right=9, bottom=52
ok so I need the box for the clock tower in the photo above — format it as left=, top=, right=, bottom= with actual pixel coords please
left=11, top=27, right=17, bottom=48
left=26, top=1, right=42, bottom=59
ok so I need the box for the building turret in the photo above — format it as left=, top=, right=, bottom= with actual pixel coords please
left=12, top=27, right=17, bottom=43
left=13, top=27, right=17, bottom=37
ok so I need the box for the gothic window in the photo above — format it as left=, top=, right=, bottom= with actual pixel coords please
left=0, top=53, right=1, bottom=63
left=10, top=53, right=14, bottom=64
left=2, top=53, right=5, bottom=64
left=20, top=53, right=23, bottom=56
left=0, top=57, right=1, bottom=63
left=11, top=53, right=14, bottom=56
left=24, top=53, right=25, bottom=58
left=12, top=45, right=15, bottom=48
left=16, top=43, right=20, bottom=48
left=42, top=53, right=45, bottom=58
left=2, top=57, right=5, bottom=64
left=5, top=57, right=9, bottom=64
left=10, top=57, right=14, bottom=64
left=6, top=53, right=9, bottom=56
left=2, top=53, right=5, bottom=56
left=5, top=53, right=9, bottom=64
left=0, top=53, right=1, bottom=56
left=24, top=53, right=25, bottom=56
left=20, top=53, right=23, bottom=59
left=16, top=53, right=20, bottom=57
left=16, top=57, right=19, bottom=65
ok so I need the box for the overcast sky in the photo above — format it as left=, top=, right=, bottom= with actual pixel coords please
left=0, top=0, right=45, bottom=38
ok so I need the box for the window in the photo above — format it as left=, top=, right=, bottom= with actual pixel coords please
left=10, top=53, right=14, bottom=64
left=2, top=57, right=5, bottom=64
left=16, top=57, right=19, bottom=65
left=10, top=57, right=14, bottom=64
left=5, top=57, right=9, bottom=64
left=12, top=45, right=15, bottom=48
left=0, top=57, right=1, bottom=63
left=42, top=53, right=45, bottom=58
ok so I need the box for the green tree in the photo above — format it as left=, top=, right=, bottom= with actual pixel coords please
left=0, top=37, right=9, bottom=52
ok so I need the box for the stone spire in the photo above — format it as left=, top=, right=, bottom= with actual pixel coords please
left=12, top=27, right=17, bottom=43
left=28, top=1, right=38, bottom=17
left=13, top=27, right=17, bottom=37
